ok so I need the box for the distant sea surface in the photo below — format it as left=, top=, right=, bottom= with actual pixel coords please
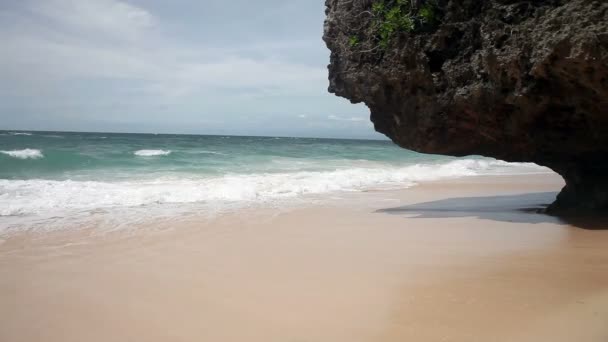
left=0, top=130, right=551, bottom=232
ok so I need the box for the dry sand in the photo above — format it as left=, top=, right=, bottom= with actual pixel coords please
left=1, top=174, right=607, bottom=342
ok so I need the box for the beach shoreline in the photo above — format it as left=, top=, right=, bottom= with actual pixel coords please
left=2, top=173, right=608, bottom=342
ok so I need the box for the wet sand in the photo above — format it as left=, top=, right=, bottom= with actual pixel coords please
left=1, top=174, right=608, bottom=342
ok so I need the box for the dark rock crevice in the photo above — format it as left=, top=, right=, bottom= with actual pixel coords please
left=323, top=0, right=608, bottom=214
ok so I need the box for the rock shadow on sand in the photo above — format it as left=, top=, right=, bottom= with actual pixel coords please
left=377, top=192, right=608, bottom=230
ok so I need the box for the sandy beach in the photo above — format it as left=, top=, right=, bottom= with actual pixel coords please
left=1, top=173, right=608, bottom=342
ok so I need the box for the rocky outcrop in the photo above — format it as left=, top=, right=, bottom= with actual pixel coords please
left=323, top=0, right=608, bottom=213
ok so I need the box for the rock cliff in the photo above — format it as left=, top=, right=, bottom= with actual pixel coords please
left=323, top=0, right=608, bottom=213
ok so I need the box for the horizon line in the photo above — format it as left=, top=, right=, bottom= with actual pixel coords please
left=0, top=129, right=389, bottom=142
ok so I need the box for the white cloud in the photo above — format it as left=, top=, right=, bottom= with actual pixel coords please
left=0, top=0, right=327, bottom=102
left=0, top=0, right=378, bottom=138
left=28, top=0, right=156, bottom=42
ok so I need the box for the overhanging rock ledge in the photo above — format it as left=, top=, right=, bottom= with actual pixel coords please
left=323, top=0, right=608, bottom=213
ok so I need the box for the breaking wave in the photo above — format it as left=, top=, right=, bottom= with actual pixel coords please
left=134, top=149, right=172, bottom=157
left=0, top=159, right=549, bottom=220
left=0, top=149, right=44, bottom=159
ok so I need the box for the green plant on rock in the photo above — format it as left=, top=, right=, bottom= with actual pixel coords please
left=349, top=35, right=360, bottom=47
left=418, top=3, right=438, bottom=25
left=372, top=2, right=385, bottom=15
left=360, top=0, right=441, bottom=51
left=373, top=0, right=414, bottom=49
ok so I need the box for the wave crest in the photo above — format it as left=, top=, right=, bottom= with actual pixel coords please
left=1, top=149, right=44, bottom=159
left=134, top=149, right=171, bottom=157
left=0, top=159, right=550, bottom=219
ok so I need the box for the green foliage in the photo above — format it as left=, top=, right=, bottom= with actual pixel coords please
left=418, top=3, right=437, bottom=25
left=360, top=0, right=441, bottom=51
left=372, top=1, right=413, bottom=49
left=349, top=36, right=360, bottom=47
left=371, top=2, right=385, bottom=15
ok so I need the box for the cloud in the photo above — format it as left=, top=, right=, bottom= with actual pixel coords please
left=0, top=0, right=327, bottom=102
left=0, top=0, right=379, bottom=138
left=28, top=0, right=156, bottom=42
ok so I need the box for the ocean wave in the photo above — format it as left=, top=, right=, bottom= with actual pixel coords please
left=0, top=159, right=550, bottom=219
left=187, top=150, right=225, bottom=155
left=0, top=149, right=44, bottom=159
left=9, top=132, right=33, bottom=136
left=134, top=149, right=172, bottom=157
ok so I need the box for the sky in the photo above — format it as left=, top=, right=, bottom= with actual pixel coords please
left=0, top=0, right=382, bottom=139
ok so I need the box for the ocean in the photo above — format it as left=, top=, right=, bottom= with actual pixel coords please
left=0, top=130, right=550, bottom=232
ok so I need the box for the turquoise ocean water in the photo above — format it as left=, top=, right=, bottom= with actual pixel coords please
left=0, top=130, right=549, bottom=231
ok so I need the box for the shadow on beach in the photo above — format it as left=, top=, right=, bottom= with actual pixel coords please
left=377, top=192, right=608, bottom=230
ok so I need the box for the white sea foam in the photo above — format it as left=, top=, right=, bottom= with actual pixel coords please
left=0, top=149, right=44, bottom=159
left=0, top=159, right=550, bottom=224
left=134, top=149, right=171, bottom=157
left=9, top=132, right=33, bottom=136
